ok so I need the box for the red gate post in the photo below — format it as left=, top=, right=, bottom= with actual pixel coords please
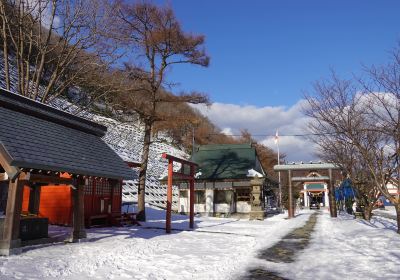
left=166, top=159, right=173, bottom=233
left=189, top=166, right=195, bottom=229
left=162, top=153, right=197, bottom=233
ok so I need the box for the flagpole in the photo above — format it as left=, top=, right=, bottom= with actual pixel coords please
left=277, top=139, right=282, bottom=210
left=275, top=130, right=282, bottom=209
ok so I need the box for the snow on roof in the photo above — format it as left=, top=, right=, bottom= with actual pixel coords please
left=0, top=52, right=188, bottom=210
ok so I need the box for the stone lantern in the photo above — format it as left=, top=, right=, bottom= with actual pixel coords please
left=249, top=178, right=264, bottom=220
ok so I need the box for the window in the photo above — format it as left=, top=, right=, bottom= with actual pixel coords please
left=194, top=190, right=206, bottom=204
left=180, top=190, right=188, bottom=198
left=84, top=180, right=93, bottom=195
left=215, top=190, right=233, bottom=204
left=236, top=188, right=251, bottom=202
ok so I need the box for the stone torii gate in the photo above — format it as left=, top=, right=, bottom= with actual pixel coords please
left=274, top=163, right=340, bottom=218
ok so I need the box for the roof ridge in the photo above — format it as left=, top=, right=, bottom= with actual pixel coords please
left=0, top=88, right=107, bottom=136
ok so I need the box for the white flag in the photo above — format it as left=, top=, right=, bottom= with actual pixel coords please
left=274, top=130, right=279, bottom=144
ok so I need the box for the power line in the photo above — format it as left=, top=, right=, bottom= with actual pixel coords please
left=208, top=132, right=337, bottom=137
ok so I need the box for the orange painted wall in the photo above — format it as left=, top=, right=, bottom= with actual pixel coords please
left=39, top=185, right=72, bottom=225
left=22, top=186, right=30, bottom=212
left=21, top=184, right=72, bottom=225
left=21, top=178, right=123, bottom=227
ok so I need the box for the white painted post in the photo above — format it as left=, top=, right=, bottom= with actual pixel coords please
left=205, top=189, right=214, bottom=216
left=324, top=184, right=329, bottom=207
left=304, top=184, right=310, bottom=207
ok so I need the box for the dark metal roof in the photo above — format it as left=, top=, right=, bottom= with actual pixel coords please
left=0, top=89, right=134, bottom=180
left=191, top=144, right=264, bottom=180
left=0, top=89, right=106, bottom=136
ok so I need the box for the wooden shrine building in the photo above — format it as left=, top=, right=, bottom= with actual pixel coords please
left=178, top=144, right=278, bottom=219
left=0, top=89, right=134, bottom=255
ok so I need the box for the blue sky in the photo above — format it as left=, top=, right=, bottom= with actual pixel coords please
left=159, top=0, right=400, bottom=107
left=154, top=0, right=400, bottom=160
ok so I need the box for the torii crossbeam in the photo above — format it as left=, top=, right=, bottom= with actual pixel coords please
left=162, top=153, right=198, bottom=233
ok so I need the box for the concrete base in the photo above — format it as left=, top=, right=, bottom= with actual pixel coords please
left=249, top=211, right=265, bottom=220
left=0, top=239, right=22, bottom=256
left=0, top=247, right=22, bottom=256
left=72, top=230, right=87, bottom=241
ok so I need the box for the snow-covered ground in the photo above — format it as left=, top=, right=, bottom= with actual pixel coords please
left=267, top=210, right=400, bottom=280
left=1, top=208, right=400, bottom=280
left=373, top=206, right=397, bottom=219
left=0, top=208, right=309, bottom=280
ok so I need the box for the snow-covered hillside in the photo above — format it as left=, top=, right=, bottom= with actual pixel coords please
left=0, top=53, right=188, bottom=210
left=93, top=114, right=188, bottom=210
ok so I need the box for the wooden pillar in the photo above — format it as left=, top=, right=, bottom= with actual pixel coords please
left=288, top=170, right=294, bottom=218
left=328, top=169, right=337, bottom=218
left=91, top=179, right=96, bottom=217
left=166, top=159, right=173, bottom=233
left=109, top=179, right=114, bottom=214
left=72, top=179, right=86, bottom=241
left=28, top=183, right=41, bottom=215
left=189, top=165, right=195, bottom=229
left=0, top=178, right=24, bottom=256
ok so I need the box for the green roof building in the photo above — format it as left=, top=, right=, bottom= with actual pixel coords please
left=191, top=144, right=265, bottom=180
left=178, top=144, right=277, bottom=219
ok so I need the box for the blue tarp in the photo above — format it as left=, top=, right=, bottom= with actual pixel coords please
left=335, top=178, right=357, bottom=201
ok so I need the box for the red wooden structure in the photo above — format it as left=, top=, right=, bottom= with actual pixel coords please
left=162, top=153, right=198, bottom=233
left=21, top=177, right=123, bottom=227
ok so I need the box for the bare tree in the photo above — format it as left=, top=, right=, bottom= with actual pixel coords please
left=359, top=46, right=400, bottom=228
left=314, top=134, right=380, bottom=219
left=0, top=0, right=116, bottom=103
left=305, top=73, right=393, bottom=223
left=112, top=2, right=210, bottom=221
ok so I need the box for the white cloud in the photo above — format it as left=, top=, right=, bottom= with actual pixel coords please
left=192, top=100, right=319, bottom=162
left=221, top=127, right=234, bottom=136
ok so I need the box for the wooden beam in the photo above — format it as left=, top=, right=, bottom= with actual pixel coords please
left=72, top=179, right=86, bottom=241
left=19, top=172, right=74, bottom=185
left=172, top=172, right=195, bottom=181
left=28, top=184, right=41, bottom=215
left=0, top=145, right=19, bottom=180
left=109, top=179, right=118, bottom=218
left=163, top=153, right=197, bottom=232
left=162, top=153, right=198, bottom=167
left=189, top=166, right=195, bottom=229
left=0, top=173, right=8, bottom=182
left=0, top=178, right=24, bottom=255
left=288, top=170, right=294, bottom=219
left=166, top=159, right=173, bottom=234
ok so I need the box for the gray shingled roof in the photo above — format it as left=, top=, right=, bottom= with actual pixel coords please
left=0, top=89, right=134, bottom=180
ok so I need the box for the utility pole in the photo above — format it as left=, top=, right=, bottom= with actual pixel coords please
left=192, top=126, right=195, bottom=156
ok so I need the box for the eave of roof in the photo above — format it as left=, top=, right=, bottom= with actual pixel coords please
left=0, top=90, right=134, bottom=180
left=0, top=88, right=106, bottom=137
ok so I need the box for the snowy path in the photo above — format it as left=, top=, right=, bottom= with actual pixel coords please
left=260, top=211, right=400, bottom=280
left=242, top=212, right=319, bottom=279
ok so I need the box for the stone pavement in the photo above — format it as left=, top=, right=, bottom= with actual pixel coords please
left=241, top=212, right=319, bottom=280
